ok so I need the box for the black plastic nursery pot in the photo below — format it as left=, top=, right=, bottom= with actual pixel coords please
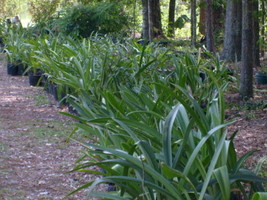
left=40, top=75, right=48, bottom=87
left=0, top=36, right=5, bottom=49
left=7, top=62, right=18, bottom=76
left=255, top=73, right=267, bottom=85
left=29, top=73, right=42, bottom=86
left=46, top=81, right=58, bottom=97
left=17, top=63, right=27, bottom=76
left=45, top=81, right=67, bottom=104
left=68, top=104, right=78, bottom=115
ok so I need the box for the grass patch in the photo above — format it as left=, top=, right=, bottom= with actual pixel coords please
left=0, top=142, right=8, bottom=152
left=0, top=164, right=12, bottom=176
left=32, top=121, right=72, bottom=138
left=33, top=95, right=50, bottom=106
left=18, top=120, right=74, bottom=143
left=0, top=188, right=27, bottom=200
left=17, top=120, right=88, bottom=143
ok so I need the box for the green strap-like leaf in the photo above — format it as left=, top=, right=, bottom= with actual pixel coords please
left=252, top=192, right=267, bottom=200
left=213, top=166, right=230, bottom=200
left=163, top=104, right=181, bottom=167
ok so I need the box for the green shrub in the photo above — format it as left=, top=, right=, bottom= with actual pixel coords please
left=54, top=2, right=129, bottom=38
left=28, top=0, right=60, bottom=23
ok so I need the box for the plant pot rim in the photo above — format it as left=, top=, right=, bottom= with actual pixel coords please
left=255, top=73, right=267, bottom=76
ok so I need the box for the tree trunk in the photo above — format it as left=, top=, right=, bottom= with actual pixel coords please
left=143, top=0, right=164, bottom=41
left=191, top=0, right=197, bottom=46
left=261, top=0, right=265, bottom=57
left=240, top=0, right=254, bottom=99
left=220, top=0, right=242, bottom=62
left=199, top=0, right=206, bottom=35
left=205, top=0, right=215, bottom=52
left=142, top=0, right=149, bottom=40
left=213, top=3, right=225, bottom=32
left=167, top=0, right=176, bottom=37
left=252, top=0, right=260, bottom=67
left=151, top=0, right=163, bottom=38
left=148, top=0, right=154, bottom=41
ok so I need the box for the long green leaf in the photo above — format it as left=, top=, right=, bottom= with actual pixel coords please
left=213, top=166, right=230, bottom=200
left=163, top=104, right=181, bottom=167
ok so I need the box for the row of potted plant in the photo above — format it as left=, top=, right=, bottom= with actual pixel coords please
left=2, top=24, right=267, bottom=199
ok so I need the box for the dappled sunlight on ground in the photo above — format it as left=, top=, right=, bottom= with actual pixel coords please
left=0, top=59, right=103, bottom=199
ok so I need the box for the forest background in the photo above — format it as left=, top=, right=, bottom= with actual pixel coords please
left=1, top=0, right=266, bottom=99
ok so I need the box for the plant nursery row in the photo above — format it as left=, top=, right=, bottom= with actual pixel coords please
left=1, top=23, right=266, bottom=200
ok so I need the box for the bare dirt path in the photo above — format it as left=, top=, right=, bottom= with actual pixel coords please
left=0, top=56, right=95, bottom=199
left=226, top=91, right=267, bottom=169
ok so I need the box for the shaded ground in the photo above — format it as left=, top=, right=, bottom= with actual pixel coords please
left=0, top=56, right=100, bottom=199
left=226, top=91, right=267, bottom=168
left=225, top=58, right=267, bottom=170
left=0, top=54, right=266, bottom=199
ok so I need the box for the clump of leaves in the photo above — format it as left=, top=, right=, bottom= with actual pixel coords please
left=59, top=49, right=267, bottom=199
left=28, top=0, right=60, bottom=23
left=54, top=2, right=129, bottom=38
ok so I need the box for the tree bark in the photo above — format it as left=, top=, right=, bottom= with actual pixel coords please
left=199, top=0, right=206, bottom=35
left=261, top=0, right=265, bottom=57
left=252, top=0, right=260, bottom=67
left=143, top=0, right=164, bottom=41
left=221, top=0, right=242, bottom=62
left=167, top=0, right=176, bottom=37
left=240, top=0, right=254, bottom=99
left=151, top=0, right=163, bottom=38
left=191, top=0, right=197, bottom=47
left=205, top=0, right=215, bottom=52
left=142, top=0, right=149, bottom=40
left=148, top=0, right=154, bottom=41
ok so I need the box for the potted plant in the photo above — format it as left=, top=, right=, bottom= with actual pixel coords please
left=24, top=54, right=43, bottom=86
left=4, top=28, right=27, bottom=76
left=22, top=41, right=44, bottom=86
left=255, top=67, right=267, bottom=85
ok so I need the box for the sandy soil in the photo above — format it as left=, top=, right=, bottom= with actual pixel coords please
left=0, top=57, right=100, bottom=199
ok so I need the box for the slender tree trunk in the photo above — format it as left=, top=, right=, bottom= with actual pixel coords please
left=213, top=3, right=225, bottom=32
left=261, top=0, right=265, bottom=57
left=240, top=0, right=254, bottom=99
left=142, top=0, right=149, bottom=40
left=205, top=0, right=215, bottom=52
left=191, top=0, right=197, bottom=47
left=133, top=0, right=137, bottom=38
left=167, top=0, right=176, bottom=37
left=252, top=0, right=260, bottom=67
left=151, top=0, right=163, bottom=38
left=221, top=0, right=242, bottom=62
left=148, top=0, right=154, bottom=41
left=199, top=0, right=206, bottom=35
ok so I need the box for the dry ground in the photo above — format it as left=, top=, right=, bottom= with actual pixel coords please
left=0, top=56, right=101, bottom=199
left=0, top=54, right=266, bottom=199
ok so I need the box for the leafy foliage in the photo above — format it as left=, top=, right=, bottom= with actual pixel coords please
left=28, top=0, right=60, bottom=23
left=174, top=15, right=190, bottom=29
left=0, top=0, right=28, bottom=18
left=30, top=37, right=264, bottom=199
left=54, top=2, right=129, bottom=38
left=2, top=23, right=266, bottom=199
